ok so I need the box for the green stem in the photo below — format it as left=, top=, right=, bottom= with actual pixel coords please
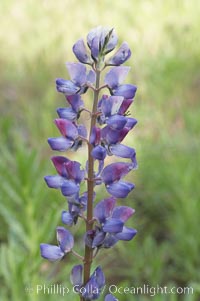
left=82, top=69, right=101, bottom=292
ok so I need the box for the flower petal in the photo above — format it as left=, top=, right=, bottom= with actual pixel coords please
left=91, top=145, right=107, bottom=160
left=57, top=107, right=77, bottom=121
left=56, top=227, right=74, bottom=253
left=44, top=175, right=64, bottom=189
left=48, top=137, right=73, bottom=151
left=70, top=264, right=83, bottom=286
left=82, top=276, right=99, bottom=300
left=112, top=206, right=135, bottom=222
left=66, top=62, right=87, bottom=86
left=101, top=126, right=129, bottom=145
left=109, top=144, right=136, bottom=160
left=66, top=94, right=84, bottom=112
left=90, top=126, right=101, bottom=145
left=105, top=294, right=118, bottom=301
left=115, top=226, right=137, bottom=241
left=102, top=218, right=124, bottom=233
left=77, top=124, right=87, bottom=138
left=73, top=39, right=92, bottom=64
left=106, top=115, right=127, bottom=130
left=100, top=95, right=124, bottom=118
left=102, top=162, right=133, bottom=185
left=51, top=156, right=69, bottom=176
left=40, top=244, right=64, bottom=261
left=92, top=231, right=106, bottom=248
left=87, top=70, right=96, bottom=84
left=56, top=78, right=79, bottom=95
left=54, top=119, right=78, bottom=139
left=62, top=211, right=74, bottom=226
left=106, top=42, right=131, bottom=66
left=114, top=84, right=137, bottom=99
left=106, top=181, right=135, bottom=198
left=61, top=180, right=79, bottom=196
left=104, top=66, right=130, bottom=89
left=102, top=234, right=118, bottom=248
left=64, top=160, right=85, bottom=183
left=92, top=266, right=105, bottom=289
left=94, top=197, right=116, bottom=223
left=118, top=98, right=133, bottom=115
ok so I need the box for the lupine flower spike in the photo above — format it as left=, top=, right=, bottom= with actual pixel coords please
left=40, top=26, right=138, bottom=301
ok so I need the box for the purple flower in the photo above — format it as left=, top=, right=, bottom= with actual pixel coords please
left=71, top=265, right=105, bottom=300
left=85, top=197, right=137, bottom=249
left=40, top=227, right=74, bottom=261
left=56, top=62, right=95, bottom=95
left=104, top=67, right=137, bottom=99
left=87, top=26, right=118, bottom=61
left=44, top=156, right=85, bottom=197
left=73, top=39, right=93, bottom=65
left=48, top=118, right=87, bottom=152
left=101, top=162, right=135, bottom=198
left=106, top=41, right=131, bottom=66
left=71, top=264, right=83, bottom=289
left=62, top=191, right=88, bottom=225
left=57, top=94, right=84, bottom=121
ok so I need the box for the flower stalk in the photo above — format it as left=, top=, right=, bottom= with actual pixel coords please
left=84, top=69, right=101, bottom=285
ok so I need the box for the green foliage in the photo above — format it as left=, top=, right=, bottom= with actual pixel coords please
left=0, top=0, right=200, bottom=300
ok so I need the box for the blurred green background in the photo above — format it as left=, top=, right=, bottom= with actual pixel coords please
left=0, top=0, right=199, bottom=300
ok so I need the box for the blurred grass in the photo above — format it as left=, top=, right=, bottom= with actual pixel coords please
left=0, top=0, right=200, bottom=300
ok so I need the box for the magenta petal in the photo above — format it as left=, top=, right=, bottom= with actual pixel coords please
left=54, top=119, right=78, bottom=139
left=94, top=197, right=116, bottom=223
left=118, top=98, right=133, bottom=115
left=66, top=62, right=87, bottom=86
left=115, top=226, right=137, bottom=241
left=90, top=126, right=101, bottom=145
left=40, top=244, right=64, bottom=261
left=51, top=156, right=69, bottom=176
left=112, top=206, right=135, bottom=222
left=44, top=175, right=64, bottom=189
left=102, top=218, right=124, bottom=233
left=70, top=264, right=83, bottom=286
left=64, top=161, right=85, bottom=183
left=56, top=227, right=74, bottom=253
left=102, top=162, right=133, bottom=185
left=104, top=66, right=130, bottom=88
left=48, top=137, right=73, bottom=151
left=106, top=181, right=135, bottom=198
